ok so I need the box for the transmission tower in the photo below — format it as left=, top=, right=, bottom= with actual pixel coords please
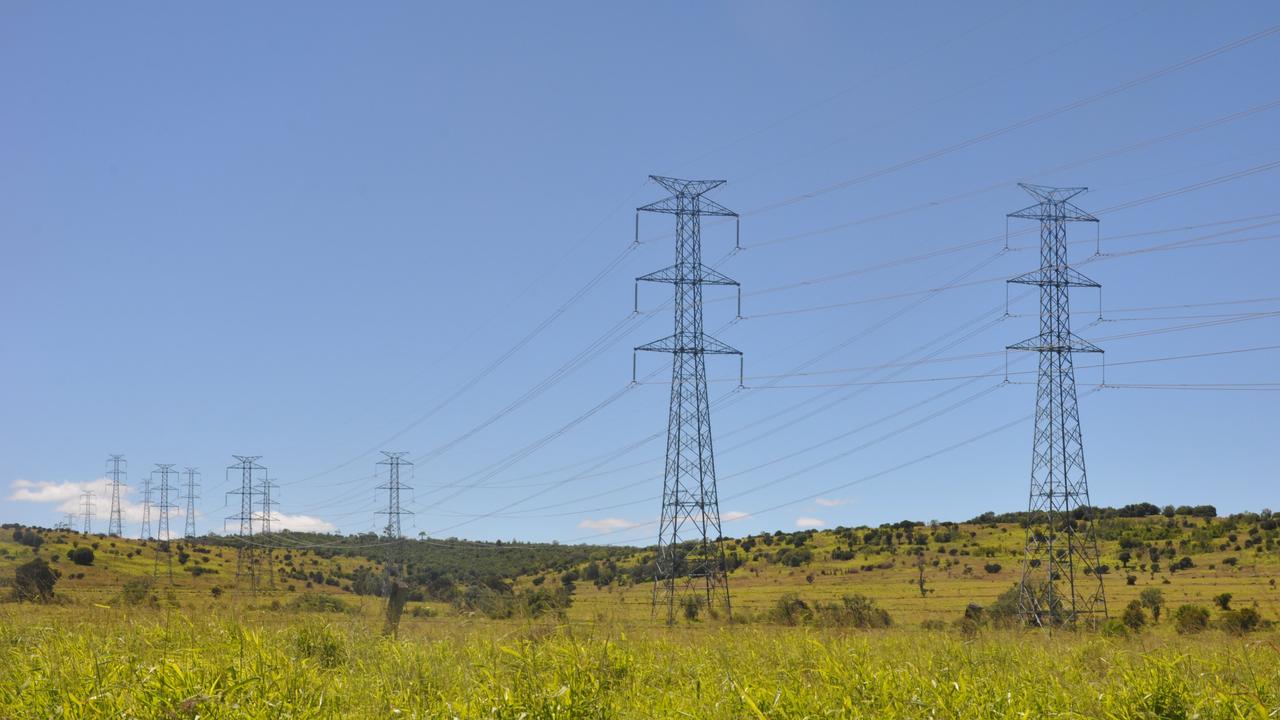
left=376, top=452, right=414, bottom=636
left=376, top=452, right=414, bottom=566
left=61, top=512, right=78, bottom=531
left=152, top=464, right=179, bottom=581
left=79, top=490, right=96, bottom=534
left=1006, top=183, right=1108, bottom=626
left=257, top=472, right=278, bottom=588
left=183, top=467, right=200, bottom=538
left=633, top=175, right=742, bottom=624
left=152, top=464, right=178, bottom=542
left=226, top=455, right=266, bottom=591
left=106, top=454, right=126, bottom=536
left=139, top=471, right=153, bottom=539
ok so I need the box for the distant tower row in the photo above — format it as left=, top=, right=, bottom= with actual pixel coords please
left=95, top=454, right=202, bottom=541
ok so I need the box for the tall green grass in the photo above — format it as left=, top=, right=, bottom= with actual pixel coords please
left=1, top=606, right=1276, bottom=718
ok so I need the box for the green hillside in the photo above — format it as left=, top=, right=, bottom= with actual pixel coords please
left=3, top=504, right=1277, bottom=630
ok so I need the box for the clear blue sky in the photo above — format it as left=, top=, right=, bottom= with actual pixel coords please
left=3, top=2, right=1278, bottom=543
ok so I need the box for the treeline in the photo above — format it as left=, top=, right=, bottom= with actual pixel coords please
left=968, top=503, right=1225, bottom=525
left=195, top=530, right=635, bottom=608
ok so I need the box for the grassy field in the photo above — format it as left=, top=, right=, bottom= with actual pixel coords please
left=1, top=605, right=1278, bottom=718
left=1, top=515, right=1278, bottom=717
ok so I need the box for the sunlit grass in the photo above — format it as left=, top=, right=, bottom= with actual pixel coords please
left=1, top=605, right=1277, bottom=718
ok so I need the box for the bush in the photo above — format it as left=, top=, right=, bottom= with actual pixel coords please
left=682, top=594, right=702, bottom=622
left=1122, top=600, right=1146, bottom=630
left=13, top=558, right=58, bottom=601
left=67, top=547, right=94, bottom=566
left=12, top=529, right=44, bottom=549
left=1213, top=593, right=1232, bottom=611
left=121, top=578, right=153, bottom=606
left=291, top=623, right=346, bottom=668
left=768, top=594, right=810, bottom=626
left=1219, top=608, right=1261, bottom=634
left=983, top=563, right=1002, bottom=574
left=1173, top=604, right=1211, bottom=634
left=769, top=594, right=891, bottom=629
left=289, top=593, right=354, bottom=614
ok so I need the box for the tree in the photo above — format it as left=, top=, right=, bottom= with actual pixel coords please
left=1213, top=592, right=1232, bottom=611
left=1139, top=588, right=1165, bottom=623
left=13, top=558, right=58, bottom=601
left=1122, top=600, right=1146, bottom=630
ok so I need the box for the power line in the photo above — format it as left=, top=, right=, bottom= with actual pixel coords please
left=742, top=25, right=1280, bottom=218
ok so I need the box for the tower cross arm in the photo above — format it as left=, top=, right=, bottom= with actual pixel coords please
left=1007, top=331, right=1103, bottom=354
left=1008, top=266, right=1100, bottom=288
left=637, top=264, right=738, bottom=286
left=635, top=332, right=741, bottom=355
left=1007, top=200, right=1098, bottom=223
left=637, top=195, right=738, bottom=217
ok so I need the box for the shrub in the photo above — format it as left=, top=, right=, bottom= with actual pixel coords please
left=121, top=578, right=153, bottom=606
left=1122, top=600, right=1146, bottom=630
left=816, top=594, right=892, bottom=629
left=1213, top=593, right=1232, bottom=611
left=291, top=624, right=346, bottom=668
left=983, top=563, right=1001, bottom=574
left=768, top=594, right=810, bottom=626
left=13, top=558, right=58, bottom=601
left=670, top=594, right=697, bottom=622
left=1219, top=608, right=1261, bottom=634
left=289, top=593, right=354, bottom=614
left=68, top=547, right=94, bottom=566
left=1173, top=604, right=1210, bottom=634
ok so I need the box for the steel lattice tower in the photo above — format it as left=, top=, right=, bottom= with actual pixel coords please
left=633, top=175, right=742, bottom=624
left=183, top=467, right=200, bottom=538
left=152, top=464, right=179, bottom=581
left=139, top=472, right=153, bottom=539
left=376, top=452, right=414, bottom=542
left=80, top=490, right=96, bottom=534
left=258, top=472, right=279, bottom=588
left=1006, top=183, right=1108, bottom=626
left=106, top=455, right=126, bottom=536
left=152, top=464, right=178, bottom=542
left=226, top=455, right=266, bottom=591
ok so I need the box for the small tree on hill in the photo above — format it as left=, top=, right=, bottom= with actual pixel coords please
left=1213, top=592, right=1232, bottom=611
left=1139, top=588, right=1165, bottom=623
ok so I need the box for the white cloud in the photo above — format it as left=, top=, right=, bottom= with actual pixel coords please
left=270, top=513, right=336, bottom=533
left=578, top=517, right=642, bottom=531
left=9, top=478, right=109, bottom=505
left=9, top=478, right=202, bottom=533
left=795, top=517, right=826, bottom=528
left=814, top=497, right=848, bottom=508
left=721, top=510, right=751, bottom=523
